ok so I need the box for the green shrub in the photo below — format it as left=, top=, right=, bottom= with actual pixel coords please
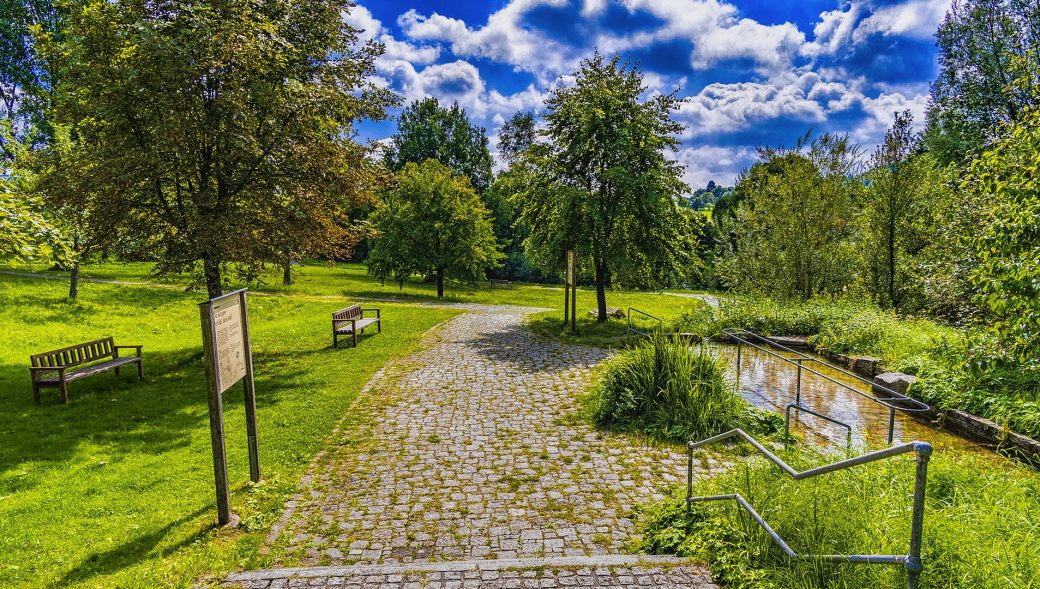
left=639, top=447, right=1040, bottom=588
left=589, top=335, right=778, bottom=441
left=675, top=296, right=869, bottom=337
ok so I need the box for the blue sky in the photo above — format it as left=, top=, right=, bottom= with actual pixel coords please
left=348, top=0, right=950, bottom=187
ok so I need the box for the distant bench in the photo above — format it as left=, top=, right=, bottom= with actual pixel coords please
left=30, top=337, right=143, bottom=403
left=489, top=279, right=513, bottom=289
left=332, top=304, right=382, bottom=348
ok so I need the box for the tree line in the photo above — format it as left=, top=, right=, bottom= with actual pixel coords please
left=1, top=0, right=1037, bottom=360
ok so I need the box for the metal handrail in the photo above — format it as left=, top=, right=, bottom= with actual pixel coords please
left=786, top=403, right=852, bottom=446
left=627, top=307, right=663, bottom=338
left=687, top=429, right=932, bottom=589
left=723, top=328, right=930, bottom=444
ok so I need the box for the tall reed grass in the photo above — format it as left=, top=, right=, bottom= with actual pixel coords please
left=589, top=334, right=775, bottom=441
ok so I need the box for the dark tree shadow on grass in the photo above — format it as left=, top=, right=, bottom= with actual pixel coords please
left=51, top=504, right=212, bottom=588
left=0, top=344, right=344, bottom=486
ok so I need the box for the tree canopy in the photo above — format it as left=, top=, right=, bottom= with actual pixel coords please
left=926, top=0, right=1040, bottom=163
left=382, top=97, right=494, bottom=193
left=967, top=105, right=1040, bottom=366
left=40, top=0, right=392, bottom=298
left=722, top=133, right=860, bottom=299
left=496, top=111, right=536, bottom=166
left=367, top=159, right=502, bottom=298
left=517, top=53, right=693, bottom=319
left=861, top=111, right=930, bottom=310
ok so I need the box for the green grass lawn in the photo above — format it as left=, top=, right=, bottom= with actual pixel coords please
left=0, top=275, right=459, bottom=588
left=1, top=259, right=711, bottom=348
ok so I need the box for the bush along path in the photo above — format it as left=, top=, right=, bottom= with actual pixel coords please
left=222, top=305, right=719, bottom=588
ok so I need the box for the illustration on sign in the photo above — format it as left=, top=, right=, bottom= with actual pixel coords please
left=212, top=295, right=246, bottom=394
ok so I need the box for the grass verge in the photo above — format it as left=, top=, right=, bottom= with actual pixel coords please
left=0, top=275, right=458, bottom=588
left=639, top=445, right=1040, bottom=588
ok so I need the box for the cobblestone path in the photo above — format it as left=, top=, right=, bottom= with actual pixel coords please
left=226, top=306, right=718, bottom=588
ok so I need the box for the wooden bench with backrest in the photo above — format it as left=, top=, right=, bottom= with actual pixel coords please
left=489, top=279, right=513, bottom=289
left=332, top=304, right=381, bottom=348
left=29, top=337, right=143, bottom=403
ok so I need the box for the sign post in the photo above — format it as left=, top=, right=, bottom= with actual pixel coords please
left=199, top=288, right=260, bottom=526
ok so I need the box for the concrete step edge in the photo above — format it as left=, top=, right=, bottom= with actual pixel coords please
left=227, top=554, right=693, bottom=581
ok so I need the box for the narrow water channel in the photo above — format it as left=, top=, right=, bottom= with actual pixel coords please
left=712, top=343, right=985, bottom=454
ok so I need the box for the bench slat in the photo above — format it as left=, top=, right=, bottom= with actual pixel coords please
left=334, top=318, right=380, bottom=333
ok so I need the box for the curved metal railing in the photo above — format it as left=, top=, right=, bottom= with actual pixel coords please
left=687, top=429, right=932, bottom=589
left=723, top=328, right=930, bottom=444
left=627, top=307, right=663, bottom=338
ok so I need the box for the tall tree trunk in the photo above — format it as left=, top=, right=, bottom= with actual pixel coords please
left=887, top=217, right=897, bottom=309
left=282, top=252, right=293, bottom=286
left=69, top=259, right=79, bottom=300
left=203, top=255, right=223, bottom=299
left=436, top=267, right=444, bottom=298
left=594, top=259, right=608, bottom=322
left=68, top=234, right=80, bottom=299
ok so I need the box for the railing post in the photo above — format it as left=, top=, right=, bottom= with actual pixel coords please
left=906, top=442, right=932, bottom=589
left=735, top=341, right=742, bottom=385
left=795, top=358, right=803, bottom=405
left=686, top=442, right=695, bottom=514
left=888, top=408, right=897, bottom=445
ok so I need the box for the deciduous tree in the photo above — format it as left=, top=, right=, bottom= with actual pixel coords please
left=862, top=111, right=930, bottom=310
left=967, top=105, right=1040, bottom=365
left=367, top=159, right=502, bottom=298
left=926, top=0, right=1040, bottom=163
left=517, top=53, right=692, bottom=320
left=42, top=0, right=392, bottom=298
left=382, top=98, right=493, bottom=192
left=723, top=133, right=860, bottom=299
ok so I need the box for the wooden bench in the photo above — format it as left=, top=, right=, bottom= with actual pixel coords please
left=332, top=304, right=381, bottom=348
left=29, top=337, right=143, bottom=403
left=489, top=279, right=513, bottom=289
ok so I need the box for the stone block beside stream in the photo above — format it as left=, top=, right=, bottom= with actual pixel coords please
left=873, top=372, right=918, bottom=396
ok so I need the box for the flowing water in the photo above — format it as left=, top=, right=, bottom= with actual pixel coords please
left=713, top=343, right=985, bottom=454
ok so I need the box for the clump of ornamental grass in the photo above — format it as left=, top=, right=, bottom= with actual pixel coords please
left=589, top=334, right=775, bottom=442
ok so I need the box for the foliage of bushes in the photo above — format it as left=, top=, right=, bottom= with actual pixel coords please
left=589, top=335, right=780, bottom=442
left=639, top=447, right=1040, bottom=588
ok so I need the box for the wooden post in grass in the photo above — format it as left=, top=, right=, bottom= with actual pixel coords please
left=200, top=288, right=260, bottom=527
left=566, top=250, right=577, bottom=332
left=563, top=256, right=570, bottom=327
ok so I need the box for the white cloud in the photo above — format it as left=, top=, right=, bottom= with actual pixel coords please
left=670, top=145, right=756, bottom=187
left=854, top=0, right=951, bottom=42
left=852, top=91, right=930, bottom=144
left=387, top=58, right=547, bottom=123
left=676, top=74, right=842, bottom=136
left=803, top=5, right=860, bottom=56
left=344, top=5, right=441, bottom=67
left=399, top=0, right=809, bottom=80
left=692, top=18, right=805, bottom=72
left=398, top=2, right=577, bottom=82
